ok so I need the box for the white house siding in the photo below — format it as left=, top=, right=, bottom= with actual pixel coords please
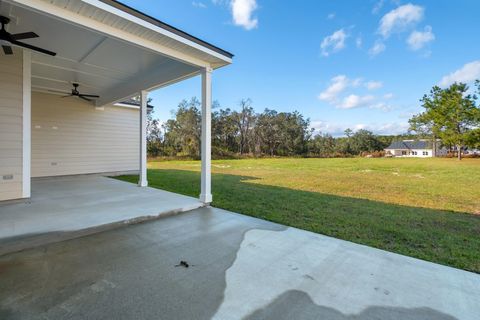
left=31, top=92, right=139, bottom=177
left=0, top=50, right=23, bottom=201
left=386, top=149, right=433, bottom=158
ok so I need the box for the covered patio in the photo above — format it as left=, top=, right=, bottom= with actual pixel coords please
left=0, top=0, right=233, bottom=203
left=0, top=175, right=203, bottom=255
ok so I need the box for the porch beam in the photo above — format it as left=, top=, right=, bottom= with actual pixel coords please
left=200, top=67, right=213, bottom=204
left=138, top=90, right=148, bottom=187
left=95, top=61, right=197, bottom=107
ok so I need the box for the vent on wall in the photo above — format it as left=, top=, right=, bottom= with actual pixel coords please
left=2, top=174, right=13, bottom=180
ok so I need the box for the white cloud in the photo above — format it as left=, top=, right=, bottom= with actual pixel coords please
left=338, top=94, right=375, bottom=109
left=439, top=61, right=480, bottom=87
left=356, top=36, right=363, bottom=49
left=192, top=1, right=207, bottom=8
left=318, top=75, right=392, bottom=111
left=370, top=122, right=410, bottom=134
left=351, top=78, right=363, bottom=87
left=231, top=0, right=258, bottom=30
left=407, top=25, right=435, bottom=50
left=372, top=0, right=384, bottom=14
left=311, top=120, right=409, bottom=136
left=318, top=75, right=349, bottom=102
left=383, top=93, right=394, bottom=99
left=369, top=40, right=386, bottom=56
left=327, top=13, right=335, bottom=20
left=321, top=29, right=347, bottom=57
left=369, top=102, right=393, bottom=111
left=365, top=81, right=383, bottom=90
left=378, top=3, right=424, bottom=38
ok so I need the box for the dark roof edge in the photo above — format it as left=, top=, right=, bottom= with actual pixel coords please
left=99, top=0, right=234, bottom=59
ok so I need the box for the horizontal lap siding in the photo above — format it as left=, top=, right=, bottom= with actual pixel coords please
left=32, top=92, right=139, bottom=177
left=0, top=52, right=23, bottom=201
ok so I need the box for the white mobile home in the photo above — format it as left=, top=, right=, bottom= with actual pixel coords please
left=385, top=140, right=447, bottom=158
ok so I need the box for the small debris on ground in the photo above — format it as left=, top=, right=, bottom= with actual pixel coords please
left=175, top=260, right=190, bottom=268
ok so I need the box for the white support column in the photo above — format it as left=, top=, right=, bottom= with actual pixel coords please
left=138, top=90, right=148, bottom=187
left=22, top=50, right=31, bottom=198
left=200, top=67, right=213, bottom=203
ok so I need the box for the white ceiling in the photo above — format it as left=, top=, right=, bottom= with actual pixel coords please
left=0, top=1, right=201, bottom=106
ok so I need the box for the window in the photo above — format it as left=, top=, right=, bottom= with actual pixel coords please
left=423, top=151, right=429, bottom=156
left=402, top=151, right=407, bottom=155
left=412, top=151, right=417, bottom=155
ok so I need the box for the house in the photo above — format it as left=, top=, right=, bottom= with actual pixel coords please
left=464, top=148, right=480, bottom=156
left=0, top=0, right=233, bottom=203
left=385, top=140, right=447, bottom=158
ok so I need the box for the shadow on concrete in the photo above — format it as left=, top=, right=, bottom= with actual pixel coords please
left=117, top=169, right=480, bottom=273
left=245, top=290, right=458, bottom=320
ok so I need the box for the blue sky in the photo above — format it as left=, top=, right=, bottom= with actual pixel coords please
left=122, top=0, right=480, bottom=136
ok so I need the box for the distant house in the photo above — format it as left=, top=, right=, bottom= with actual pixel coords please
left=385, top=140, right=447, bottom=158
left=464, top=148, right=480, bottom=156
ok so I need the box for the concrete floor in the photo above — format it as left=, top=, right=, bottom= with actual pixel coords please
left=0, top=175, right=203, bottom=255
left=0, top=207, right=478, bottom=320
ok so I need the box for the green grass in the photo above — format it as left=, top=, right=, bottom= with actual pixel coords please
left=116, top=158, right=480, bottom=273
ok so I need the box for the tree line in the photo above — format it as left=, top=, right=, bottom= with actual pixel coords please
left=147, top=81, right=480, bottom=160
left=147, top=98, right=402, bottom=159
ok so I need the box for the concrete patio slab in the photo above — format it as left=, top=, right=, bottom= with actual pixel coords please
left=0, top=207, right=478, bottom=320
left=0, top=175, right=203, bottom=255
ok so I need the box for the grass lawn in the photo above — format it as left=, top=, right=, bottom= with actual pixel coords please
left=116, top=157, right=480, bottom=273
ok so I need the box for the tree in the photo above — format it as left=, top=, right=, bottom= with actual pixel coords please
left=212, top=107, right=239, bottom=156
left=309, top=133, right=336, bottom=157
left=147, top=112, right=163, bottom=157
left=350, top=129, right=385, bottom=154
left=232, top=99, right=256, bottom=154
left=344, top=128, right=353, bottom=138
left=409, top=82, right=480, bottom=160
left=255, top=109, right=280, bottom=156
left=163, top=98, right=201, bottom=158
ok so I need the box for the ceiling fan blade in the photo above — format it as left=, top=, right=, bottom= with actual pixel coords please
left=2, top=45, right=13, bottom=55
left=79, top=96, right=92, bottom=102
left=11, top=32, right=39, bottom=40
left=10, top=39, right=56, bottom=56
left=61, top=95, right=72, bottom=98
left=48, top=89, right=70, bottom=94
left=79, top=94, right=100, bottom=98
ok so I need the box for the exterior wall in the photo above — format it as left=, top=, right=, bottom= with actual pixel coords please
left=386, top=149, right=433, bottom=158
left=385, top=149, right=403, bottom=157
left=31, top=92, right=139, bottom=177
left=0, top=49, right=24, bottom=201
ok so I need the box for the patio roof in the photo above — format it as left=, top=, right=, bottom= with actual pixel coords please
left=1, top=0, right=232, bottom=106
left=98, top=0, right=234, bottom=59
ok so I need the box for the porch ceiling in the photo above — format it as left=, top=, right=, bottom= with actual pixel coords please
left=0, top=0, right=216, bottom=106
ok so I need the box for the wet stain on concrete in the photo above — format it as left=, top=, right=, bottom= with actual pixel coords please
left=0, top=207, right=285, bottom=320
left=245, top=290, right=458, bottom=320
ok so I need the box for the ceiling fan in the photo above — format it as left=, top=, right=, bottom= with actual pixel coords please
left=0, top=15, right=56, bottom=56
left=52, top=83, right=100, bottom=102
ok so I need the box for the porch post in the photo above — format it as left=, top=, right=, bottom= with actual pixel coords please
left=138, top=90, right=148, bottom=187
left=200, top=67, right=213, bottom=203
left=22, top=50, right=31, bottom=198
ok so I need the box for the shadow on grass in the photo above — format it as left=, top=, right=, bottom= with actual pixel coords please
left=116, top=169, right=480, bottom=273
